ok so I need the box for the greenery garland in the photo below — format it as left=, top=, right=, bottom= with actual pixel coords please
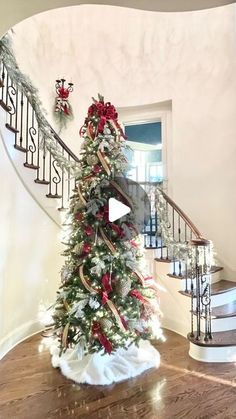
left=155, top=188, right=214, bottom=271
left=0, top=34, right=81, bottom=175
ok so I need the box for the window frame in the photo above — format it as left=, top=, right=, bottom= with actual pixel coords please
left=118, top=102, right=172, bottom=188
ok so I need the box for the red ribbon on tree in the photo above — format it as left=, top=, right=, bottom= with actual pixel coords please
left=102, top=272, right=113, bottom=294
left=129, top=289, right=147, bottom=304
left=92, top=321, right=113, bottom=354
left=101, top=291, right=108, bottom=305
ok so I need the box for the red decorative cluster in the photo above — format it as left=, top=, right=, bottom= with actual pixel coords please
left=95, top=204, right=109, bottom=222
left=58, top=87, right=70, bottom=100
left=87, top=98, right=122, bottom=134
left=88, top=101, right=118, bottom=121
left=82, top=243, right=91, bottom=254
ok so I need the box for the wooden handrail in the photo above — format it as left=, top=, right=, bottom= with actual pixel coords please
left=50, top=127, right=80, bottom=163
left=139, top=181, right=203, bottom=240
left=159, top=188, right=202, bottom=239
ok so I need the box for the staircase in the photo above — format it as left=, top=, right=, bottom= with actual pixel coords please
left=0, top=52, right=79, bottom=225
left=1, top=38, right=236, bottom=363
left=149, top=188, right=236, bottom=362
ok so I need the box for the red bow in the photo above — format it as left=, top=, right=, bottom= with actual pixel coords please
left=86, top=99, right=126, bottom=138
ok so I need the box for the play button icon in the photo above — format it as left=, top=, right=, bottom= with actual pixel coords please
left=108, top=197, right=131, bottom=222
left=103, top=176, right=151, bottom=242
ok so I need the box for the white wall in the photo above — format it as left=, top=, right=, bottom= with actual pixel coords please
left=10, top=4, right=236, bottom=279
left=0, top=113, right=62, bottom=359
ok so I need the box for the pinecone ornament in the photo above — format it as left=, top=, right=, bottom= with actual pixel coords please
left=115, top=277, right=132, bottom=297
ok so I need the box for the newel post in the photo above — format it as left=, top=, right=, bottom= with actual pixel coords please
left=190, top=238, right=213, bottom=342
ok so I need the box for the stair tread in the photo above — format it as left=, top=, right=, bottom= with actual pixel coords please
left=24, top=163, right=40, bottom=169
left=34, top=179, right=50, bottom=185
left=5, top=123, right=19, bottom=133
left=180, top=280, right=236, bottom=297
left=168, top=265, right=223, bottom=280
left=155, top=257, right=173, bottom=263
left=0, top=99, right=11, bottom=112
left=211, top=301, right=236, bottom=319
left=188, top=330, right=236, bottom=347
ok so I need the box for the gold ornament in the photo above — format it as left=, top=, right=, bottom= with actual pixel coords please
left=73, top=242, right=83, bottom=254
left=115, top=278, right=132, bottom=297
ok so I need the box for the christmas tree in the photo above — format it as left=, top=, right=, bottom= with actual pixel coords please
left=52, top=95, right=161, bottom=358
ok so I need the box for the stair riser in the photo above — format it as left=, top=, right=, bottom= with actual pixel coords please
left=201, top=317, right=236, bottom=332
left=191, top=289, right=236, bottom=309
left=211, top=289, right=236, bottom=307
left=155, top=260, right=221, bottom=285
left=189, top=342, right=236, bottom=363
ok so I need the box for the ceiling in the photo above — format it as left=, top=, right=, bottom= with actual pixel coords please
left=0, top=0, right=235, bottom=37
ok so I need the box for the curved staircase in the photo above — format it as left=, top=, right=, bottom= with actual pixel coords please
left=0, top=51, right=78, bottom=226
left=150, top=190, right=236, bottom=362
left=1, top=37, right=236, bottom=363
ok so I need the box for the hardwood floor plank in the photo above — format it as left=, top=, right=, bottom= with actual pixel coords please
left=1, top=329, right=236, bottom=418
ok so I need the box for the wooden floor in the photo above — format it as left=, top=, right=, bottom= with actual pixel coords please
left=1, top=330, right=236, bottom=419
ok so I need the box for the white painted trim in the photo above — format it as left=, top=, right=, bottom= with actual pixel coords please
left=0, top=320, right=44, bottom=360
left=118, top=101, right=172, bottom=187
left=189, top=342, right=236, bottom=363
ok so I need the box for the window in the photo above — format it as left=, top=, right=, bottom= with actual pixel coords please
left=125, top=121, right=163, bottom=183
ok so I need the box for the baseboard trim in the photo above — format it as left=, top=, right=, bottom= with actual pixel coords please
left=0, top=320, right=44, bottom=360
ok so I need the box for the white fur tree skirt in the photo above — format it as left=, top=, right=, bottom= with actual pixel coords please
left=50, top=340, right=160, bottom=385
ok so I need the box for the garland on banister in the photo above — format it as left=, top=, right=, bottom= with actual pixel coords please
left=0, top=35, right=81, bottom=175
left=155, top=188, right=214, bottom=270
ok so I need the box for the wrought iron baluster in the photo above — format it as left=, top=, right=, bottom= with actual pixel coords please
left=172, top=208, right=176, bottom=275
left=1, top=64, right=6, bottom=102
left=58, top=149, right=65, bottom=211
left=195, top=247, right=201, bottom=340
left=25, top=108, right=38, bottom=169
left=24, top=97, right=29, bottom=158
left=6, top=79, right=18, bottom=141
left=36, top=129, right=40, bottom=181
left=149, top=206, right=153, bottom=248
left=19, top=91, right=24, bottom=148
left=14, top=88, right=19, bottom=147
left=47, top=151, right=53, bottom=197
left=155, top=206, right=158, bottom=248
left=52, top=159, right=62, bottom=198
left=178, top=215, right=182, bottom=276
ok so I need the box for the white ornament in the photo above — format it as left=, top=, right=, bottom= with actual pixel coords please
left=89, top=297, right=100, bottom=310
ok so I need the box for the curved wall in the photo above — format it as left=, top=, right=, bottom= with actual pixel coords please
left=0, top=110, right=62, bottom=359
left=10, top=4, right=236, bottom=279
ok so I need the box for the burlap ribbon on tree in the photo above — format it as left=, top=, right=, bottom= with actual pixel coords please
left=79, top=264, right=126, bottom=332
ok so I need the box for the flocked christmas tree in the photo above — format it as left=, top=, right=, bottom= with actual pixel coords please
left=52, top=94, right=161, bottom=356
